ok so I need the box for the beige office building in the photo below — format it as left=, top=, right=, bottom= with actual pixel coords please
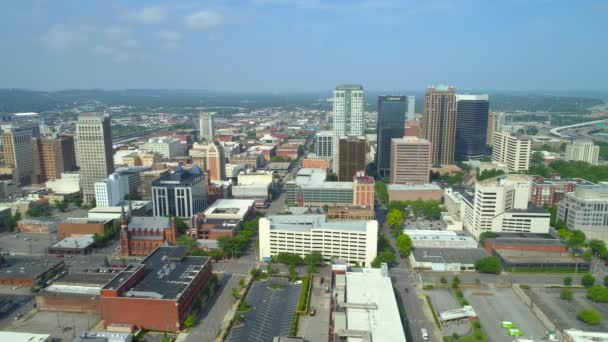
left=189, top=141, right=226, bottom=181
left=33, top=135, right=76, bottom=183
left=421, top=85, right=457, bottom=165
left=390, top=137, right=431, bottom=184
left=2, top=127, right=36, bottom=186
left=76, top=114, right=114, bottom=202
left=492, top=131, right=532, bottom=172
left=565, top=140, right=599, bottom=165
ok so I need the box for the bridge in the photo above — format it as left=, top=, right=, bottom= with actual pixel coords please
left=549, top=119, right=608, bottom=138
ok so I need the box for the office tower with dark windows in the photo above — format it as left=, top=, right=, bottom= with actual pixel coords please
left=376, top=96, right=406, bottom=177
left=455, top=94, right=489, bottom=160
left=2, top=127, right=35, bottom=186
left=338, top=136, right=367, bottom=182
left=199, top=112, right=215, bottom=141
left=332, top=84, right=365, bottom=173
left=152, top=165, right=207, bottom=218
left=421, top=85, right=457, bottom=165
left=76, top=114, right=114, bottom=202
left=315, top=131, right=333, bottom=158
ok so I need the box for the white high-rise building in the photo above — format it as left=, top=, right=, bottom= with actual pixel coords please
left=199, top=112, right=215, bottom=141
left=76, top=114, right=114, bottom=202
left=407, top=95, right=415, bottom=117
left=565, top=140, right=599, bottom=165
left=558, top=185, right=608, bottom=241
left=332, top=84, right=365, bottom=173
left=94, top=173, right=126, bottom=207
left=492, top=131, right=532, bottom=172
left=140, top=137, right=184, bottom=159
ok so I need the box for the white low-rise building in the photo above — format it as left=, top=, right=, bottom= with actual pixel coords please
left=46, top=172, right=80, bottom=194
left=259, top=214, right=377, bottom=267
left=404, top=230, right=477, bottom=249
left=203, top=199, right=255, bottom=221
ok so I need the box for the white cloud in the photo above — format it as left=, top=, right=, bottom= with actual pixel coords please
left=186, top=11, right=223, bottom=29
left=158, top=30, right=182, bottom=49
left=104, top=26, right=130, bottom=41
left=128, top=6, right=168, bottom=24
left=42, top=24, right=89, bottom=50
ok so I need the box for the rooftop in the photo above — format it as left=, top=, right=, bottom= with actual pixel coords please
left=0, top=256, right=63, bottom=279
left=563, top=329, right=608, bottom=342
left=532, top=177, right=594, bottom=186
left=0, top=332, right=51, bottom=342
left=102, top=246, right=210, bottom=300
left=265, top=214, right=370, bottom=233
left=89, top=201, right=150, bottom=213
left=495, top=249, right=588, bottom=265
left=204, top=199, right=254, bottom=218
left=387, top=183, right=441, bottom=191
left=128, top=216, right=170, bottom=232
left=412, top=248, right=488, bottom=264
left=50, top=235, right=95, bottom=249
left=152, top=165, right=205, bottom=187
left=291, top=168, right=353, bottom=190
left=61, top=218, right=113, bottom=225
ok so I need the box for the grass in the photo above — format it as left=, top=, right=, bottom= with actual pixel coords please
left=268, top=283, right=286, bottom=290
left=289, top=312, right=299, bottom=336
left=237, top=300, right=251, bottom=313
left=297, top=275, right=311, bottom=312
left=424, top=295, right=441, bottom=329
left=519, top=284, right=531, bottom=290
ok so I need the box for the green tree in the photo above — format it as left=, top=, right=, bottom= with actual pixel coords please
left=560, top=288, right=573, bottom=300
left=54, top=200, right=68, bottom=212
left=387, top=209, right=404, bottom=228
left=604, top=275, right=608, bottom=287
left=474, top=256, right=502, bottom=274
left=288, top=264, right=297, bottom=281
left=231, top=287, right=241, bottom=300
left=530, top=151, right=544, bottom=165
left=582, top=249, right=593, bottom=262
left=250, top=268, right=262, bottom=280
left=304, top=252, right=323, bottom=273
left=564, top=276, right=573, bottom=286
left=375, top=180, right=388, bottom=204
left=175, top=235, right=197, bottom=249
left=395, top=234, right=413, bottom=257
left=440, top=276, right=447, bottom=284
left=452, top=276, right=461, bottom=289
left=478, top=231, right=498, bottom=245
left=184, top=314, right=195, bottom=328
left=526, top=126, right=539, bottom=135
left=326, top=173, right=338, bottom=181
left=587, top=285, right=608, bottom=303
left=568, top=230, right=586, bottom=248
left=371, top=251, right=396, bottom=268
left=577, top=307, right=602, bottom=325
left=582, top=274, right=596, bottom=288
left=217, top=237, right=234, bottom=258
left=476, top=169, right=506, bottom=181
left=276, top=252, right=304, bottom=265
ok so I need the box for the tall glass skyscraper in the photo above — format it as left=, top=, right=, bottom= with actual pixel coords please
left=455, top=94, right=490, bottom=160
left=376, top=96, right=406, bottom=177
left=332, top=84, right=364, bottom=174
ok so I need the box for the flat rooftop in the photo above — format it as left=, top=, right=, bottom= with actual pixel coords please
left=0, top=332, right=51, bottom=342
left=61, top=218, right=113, bottom=225
left=50, top=235, right=95, bottom=249
left=488, top=233, right=565, bottom=247
left=345, top=268, right=406, bottom=342
left=102, top=246, right=210, bottom=300
left=387, top=183, right=441, bottom=191
left=55, top=272, right=115, bottom=286
left=291, top=168, right=354, bottom=190
left=412, top=248, right=488, bottom=264
left=204, top=199, right=254, bottom=218
left=495, top=249, right=588, bottom=264
left=0, top=256, right=63, bottom=279
left=89, top=200, right=150, bottom=213
left=266, top=214, right=370, bottom=233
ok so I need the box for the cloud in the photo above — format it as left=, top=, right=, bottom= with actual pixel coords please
left=127, top=6, right=168, bottom=24
left=93, top=45, right=130, bottom=63
left=186, top=11, right=223, bottom=29
left=42, top=24, right=89, bottom=50
left=93, top=45, right=114, bottom=55
left=104, top=26, right=130, bottom=41
left=121, top=39, right=139, bottom=48
left=158, top=30, right=182, bottom=49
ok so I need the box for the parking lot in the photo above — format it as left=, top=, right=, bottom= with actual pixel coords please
left=426, top=287, right=471, bottom=338
left=530, top=287, right=608, bottom=332
left=464, top=288, right=548, bottom=342
left=0, top=232, right=56, bottom=256
left=403, top=219, right=444, bottom=231
left=227, top=277, right=301, bottom=342
left=7, top=311, right=99, bottom=340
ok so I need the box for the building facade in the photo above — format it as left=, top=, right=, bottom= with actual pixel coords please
left=94, top=173, right=126, bottom=207
left=421, top=85, right=457, bottom=165
left=455, top=94, right=489, bottom=160
left=558, top=185, right=608, bottom=241
left=152, top=165, right=207, bottom=217
left=332, top=84, right=365, bottom=173
left=2, top=127, right=36, bottom=186
left=407, top=95, right=415, bottom=117
left=376, top=96, right=407, bottom=177
left=33, top=135, right=76, bottom=183
left=140, top=137, right=184, bottom=159
left=120, top=214, right=177, bottom=257
left=314, top=131, right=333, bottom=158
left=189, top=142, right=226, bottom=181
left=76, top=114, right=114, bottom=202
left=492, top=131, right=532, bottom=172
left=259, top=214, right=378, bottom=266
left=390, top=136, right=431, bottom=185
left=338, top=136, right=366, bottom=182
left=565, top=140, right=599, bottom=165
left=199, top=112, right=215, bottom=141
left=530, top=177, right=594, bottom=207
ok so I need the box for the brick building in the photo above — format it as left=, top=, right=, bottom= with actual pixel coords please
left=0, top=256, right=64, bottom=286
left=301, top=158, right=331, bottom=172
left=276, top=146, right=299, bottom=160
left=100, top=246, right=213, bottom=332
left=18, top=219, right=55, bottom=234
left=36, top=273, right=114, bottom=314
left=120, top=211, right=177, bottom=257
left=190, top=214, right=241, bottom=240
left=57, top=218, right=114, bottom=239
left=484, top=233, right=568, bottom=255
left=326, top=206, right=375, bottom=220
left=530, top=176, right=594, bottom=207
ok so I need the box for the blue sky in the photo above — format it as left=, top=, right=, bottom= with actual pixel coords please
left=0, top=0, right=606, bottom=92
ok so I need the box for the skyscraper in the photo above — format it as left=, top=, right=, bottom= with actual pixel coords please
left=314, top=131, right=333, bottom=158
left=33, top=135, right=77, bottom=183
left=152, top=165, right=207, bottom=218
left=492, top=131, right=532, bottom=172
left=421, top=85, right=457, bottom=165
left=199, top=112, right=215, bottom=141
left=332, top=84, right=365, bottom=173
left=76, top=114, right=114, bottom=202
left=2, top=127, right=35, bottom=186
left=407, top=95, right=415, bottom=117
left=565, top=140, right=600, bottom=165
left=189, top=141, right=226, bottom=181
left=390, top=137, right=431, bottom=185
left=338, top=136, right=367, bottom=182
left=376, top=96, right=406, bottom=177
left=455, top=94, right=489, bottom=160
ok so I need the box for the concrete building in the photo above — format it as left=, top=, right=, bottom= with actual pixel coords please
left=332, top=84, right=365, bottom=173
left=259, top=214, right=378, bottom=266
left=455, top=94, right=489, bottom=160
left=326, top=205, right=375, bottom=221
left=530, top=176, right=594, bottom=207
left=2, top=126, right=36, bottom=185
left=285, top=168, right=374, bottom=208
left=558, top=185, right=608, bottom=241
left=32, top=135, right=76, bottom=183
left=565, top=140, right=600, bottom=165
left=404, top=230, right=478, bottom=249
left=390, top=136, right=431, bottom=185
left=314, top=131, right=333, bottom=158
left=199, top=112, right=215, bottom=141
left=225, top=163, right=246, bottom=179
left=140, top=137, right=184, bottom=159
left=100, top=246, right=213, bottom=332
left=48, top=235, right=95, bottom=255
left=563, top=329, right=608, bottom=342
left=138, top=168, right=170, bottom=200
left=421, top=85, right=457, bottom=165
left=376, top=95, right=407, bottom=177
left=486, top=111, right=498, bottom=146
left=46, top=172, right=80, bottom=194
left=407, top=95, right=415, bottom=117
left=203, top=199, right=255, bottom=221
left=76, top=114, right=114, bottom=202
left=387, top=183, right=442, bottom=202
left=88, top=200, right=151, bottom=220
left=331, top=266, right=406, bottom=342
left=338, top=136, right=366, bottom=182
left=409, top=248, right=488, bottom=271
left=190, top=141, right=226, bottom=181
left=152, top=165, right=206, bottom=218
left=301, top=157, right=331, bottom=172
left=229, top=152, right=264, bottom=169
left=492, top=131, right=532, bottom=172
left=95, top=173, right=126, bottom=207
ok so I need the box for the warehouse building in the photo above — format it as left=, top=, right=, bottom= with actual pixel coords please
left=57, top=217, right=114, bottom=240
left=409, top=248, right=488, bottom=271
left=47, top=235, right=95, bottom=255
left=35, top=272, right=114, bottom=314
left=0, top=256, right=64, bottom=286
left=404, top=230, right=478, bottom=249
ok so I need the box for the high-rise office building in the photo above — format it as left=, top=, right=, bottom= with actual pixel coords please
left=455, top=94, right=489, bottom=160
left=421, top=85, right=457, bottom=165
left=338, top=136, right=367, bottom=182
left=76, top=114, right=114, bottom=202
left=94, top=173, right=126, bottom=207
left=33, top=135, right=76, bottom=183
left=376, top=96, right=406, bottom=177
left=492, top=131, right=532, bottom=172
left=189, top=141, right=226, bottom=181
left=152, top=165, right=207, bottom=218
left=407, top=95, right=415, bottom=117
left=390, top=137, right=431, bottom=185
left=486, top=111, right=498, bottom=146
left=199, top=112, right=215, bottom=141
left=565, top=140, right=599, bottom=165
left=332, top=84, right=365, bottom=173
left=314, top=131, right=333, bottom=158
left=2, top=127, right=36, bottom=186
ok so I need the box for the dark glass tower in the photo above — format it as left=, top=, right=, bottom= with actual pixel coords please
left=455, top=94, right=490, bottom=160
left=376, top=96, right=406, bottom=177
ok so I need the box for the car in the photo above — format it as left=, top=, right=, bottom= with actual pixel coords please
left=421, top=328, right=429, bottom=340
left=501, top=321, right=515, bottom=328
left=14, top=314, right=23, bottom=320
left=310, top=307, right=316, bottom=316
left=508, top=328, right=523, bottom=337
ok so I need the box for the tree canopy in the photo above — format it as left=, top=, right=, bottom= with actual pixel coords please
left=474, top=256, right=502, bottom=274
left=387, top=209, right=404, bottom=228
left=396, top=234, right=413, bottom=257
left=371, top=250, right=396, bottom=268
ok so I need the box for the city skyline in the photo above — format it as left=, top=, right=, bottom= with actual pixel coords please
left=1, top=1, right=606, bottom=92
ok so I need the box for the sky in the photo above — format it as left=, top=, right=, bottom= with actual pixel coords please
left=0, top=0, right=607, bottom=93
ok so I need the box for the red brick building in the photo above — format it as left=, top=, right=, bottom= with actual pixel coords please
left=120, top=213, right=177, bottom=257
left=100, top=246, right=213, bottom=332
left=189, top=214, right=241, bottom=240
left=353, top=174, right=375, bottom=209
left=302, top=158, right=331, bottom=172
left=530, top=176, right=594, bottom=207
left=484, top=233, right=568, bottom=255
left=276, top=146, right=299, bottom=160
left=57, top=218, right=114, bottom=240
